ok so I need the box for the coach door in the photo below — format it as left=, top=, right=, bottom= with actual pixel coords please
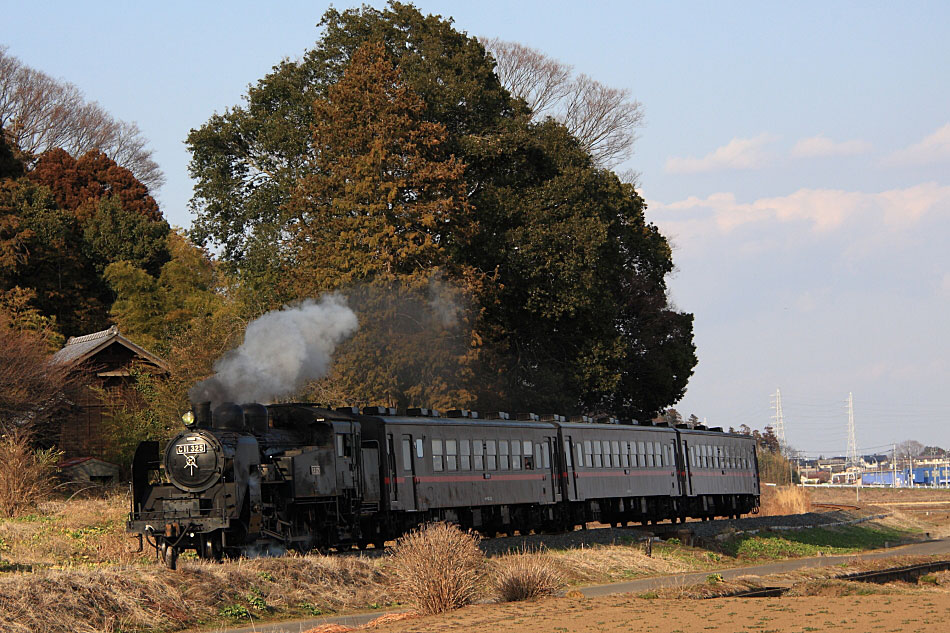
left=680, top=440, right=693, bottom=496
left=541, top=437, right=560, bottom=503
left=563, top=435, right=579, bottom=501
left=399, top=434, right=418, bottom=511
left=670, top=438, right=685, bottom=496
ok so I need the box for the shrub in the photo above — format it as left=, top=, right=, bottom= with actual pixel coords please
left=0, top=426, right=59, bottom=517
left=389, top=522, right=484, bottom=614
left=492, top=551, right=564, bottom=602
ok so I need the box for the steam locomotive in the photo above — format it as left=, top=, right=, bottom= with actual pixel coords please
left=128, top=402, right=760, bottom=568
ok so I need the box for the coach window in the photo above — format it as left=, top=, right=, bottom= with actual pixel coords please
left=401, top=438, right=412, bottom=472
left=621, top=442, right=629, bottom=468
left=473, top=440, right=484, bottom=470
left=592, top=440, right=602, bottom=468
left=603, top=441, right=612, bottom=467
left=446, top=439, right=458, bottom=471
left=543, top=440, right=551, bottom=468
left=416, top=438, right=424, bottom=459
left=583, top=441, right=592, bottom=468
left=460, top=439, right=471, bottom=470
left=486, top=440, right=497, bottom=470
left=563, top=440, right=573, bottom=468
left=716, top=446, right=723, bottom=469
left=524, top=440, right=533, bottom=470
left=656, top=443, right=663, bottom=467
left=499, top=440, right=510, bottom=470
left=512, top=440, right=522, bottom=470
left=636, top=441, right=645, bottom=468
left=432, top=439, right=444, bottom=472
left=576, top=442, right=584, bottom=468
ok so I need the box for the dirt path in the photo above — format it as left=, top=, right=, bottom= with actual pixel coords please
left=369, top=593, right=950, bottom=633
left=218, top=538, right=950, bottom=633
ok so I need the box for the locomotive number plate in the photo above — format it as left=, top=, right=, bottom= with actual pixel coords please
left=176, top=443, right=207, bottom=455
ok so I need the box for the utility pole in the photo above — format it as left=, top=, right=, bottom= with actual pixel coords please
left=893, top=443, right=898, bottom=487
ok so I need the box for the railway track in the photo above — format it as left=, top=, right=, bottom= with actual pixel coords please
left=720, top=559, right=950, bottom=598
left=811, top=502, right=861, bottom=511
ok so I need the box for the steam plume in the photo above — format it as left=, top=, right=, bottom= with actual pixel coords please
left=189, top=294, right=359, bottom=406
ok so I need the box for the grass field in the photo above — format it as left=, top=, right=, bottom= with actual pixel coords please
left=0, top=487, right=946, bottom=632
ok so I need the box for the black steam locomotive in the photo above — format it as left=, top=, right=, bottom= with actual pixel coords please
left=128, top=403, right=760, bottom=568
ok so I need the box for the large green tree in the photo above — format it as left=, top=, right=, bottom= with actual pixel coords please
left=186, top=1, right=695, bottom=419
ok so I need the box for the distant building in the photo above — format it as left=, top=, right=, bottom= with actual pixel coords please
left=51, top=326, right=168, bottom=459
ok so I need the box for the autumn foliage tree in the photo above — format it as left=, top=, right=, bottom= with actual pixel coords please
left=188, top=2, right=696, bottom=419
left=0, top=145, right=169, bottom=336
left=286, top=43, right=480, bottom=408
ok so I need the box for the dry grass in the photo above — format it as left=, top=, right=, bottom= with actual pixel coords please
left=758, top=485, right=812, bottom=516
left=389, top=522, right=484, bottom=615
left=549, top=542, right=700, bottom=584
left=491, top=549, right=564, bottom=601
left=0, top=427, right=59, bottom=518
left=0, top=492, right=143, bottom=567
left=0, top=553, right=388, bottom=633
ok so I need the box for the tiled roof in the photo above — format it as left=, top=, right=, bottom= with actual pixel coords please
left=51, top=325, right=168, bottom=371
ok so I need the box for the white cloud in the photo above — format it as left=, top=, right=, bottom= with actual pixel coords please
left=665, top=134, right=776, bottom=174
left=791, top=134, right=871, bottom=158
left=654, top=182, right=950, bottom=235
left=887, top=123, right=950, bottom=165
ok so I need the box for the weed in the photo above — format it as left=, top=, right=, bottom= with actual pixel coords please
left=706, top=573, right=724, bottom=584
left=219, top=604, right=251, bottom=620
left=491, top=550, right=564, bottom=602
left=389, top=522, right=484, bottom=615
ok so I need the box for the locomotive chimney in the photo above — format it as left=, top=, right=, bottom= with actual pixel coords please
left=193, top=401, right=212, bottom=428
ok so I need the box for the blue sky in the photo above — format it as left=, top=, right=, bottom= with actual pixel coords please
left=4, top=1, right=949, bottom=456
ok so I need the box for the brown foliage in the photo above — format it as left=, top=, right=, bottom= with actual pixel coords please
left=286, top=42, right=473, bottom=292
left=0, top=46, right=164, bottom=190
left=29, top=147, right=161, bottom=221
left=389, top=522, right=485, bottom=614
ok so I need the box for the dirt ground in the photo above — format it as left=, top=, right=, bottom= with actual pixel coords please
left=367, top=592, right=950, bottom=633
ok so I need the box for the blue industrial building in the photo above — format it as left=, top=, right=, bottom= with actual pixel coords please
left=862, top=465, right=950, bottom=487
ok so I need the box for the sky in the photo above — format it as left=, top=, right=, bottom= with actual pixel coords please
left=3, top=1, right=949, bottom=457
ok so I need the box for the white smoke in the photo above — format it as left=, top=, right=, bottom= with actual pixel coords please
left=190, top=294, right=359, bottom=406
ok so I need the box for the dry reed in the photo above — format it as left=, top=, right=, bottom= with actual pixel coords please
left=758, top=485, right=812, bottom=516
left=0, top=427, right=59, bottom=518
left=388, top=522, right=484, bottom=615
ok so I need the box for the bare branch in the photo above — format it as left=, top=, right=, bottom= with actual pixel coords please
left=0, top=46, right=164, bottom=190
left=480, top=39, right=644, bottom=168
left=480, top=38, right=572, bottom=116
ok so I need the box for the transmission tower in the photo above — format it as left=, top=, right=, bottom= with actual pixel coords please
left=846, top=392, right=858, bottom=469
left=770, top=388, right=787, bottom=453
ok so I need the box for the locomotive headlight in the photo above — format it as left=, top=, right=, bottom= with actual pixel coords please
left=164, top=430, right=223, bottom=492
left=182, top=411, right=196, bottom=427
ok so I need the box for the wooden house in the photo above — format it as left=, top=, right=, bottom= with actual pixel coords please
left=51, top=326, right=168, bottom=459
